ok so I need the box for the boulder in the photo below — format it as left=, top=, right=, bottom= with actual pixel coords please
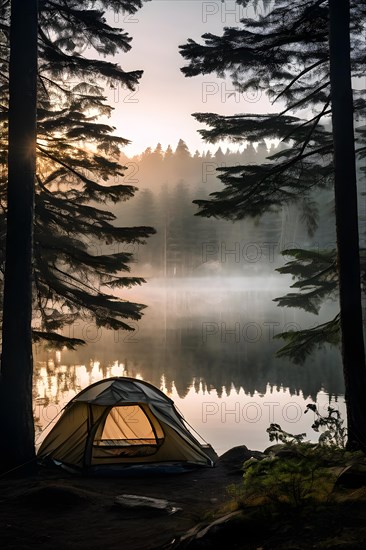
left=218, top=446, right=264, bottom=473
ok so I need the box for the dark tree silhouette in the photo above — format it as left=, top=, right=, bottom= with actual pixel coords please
left=180, top=0, right=366, bottom=449
left=0, top=1, right=155, bottom=350
left=328, top=0, right=366, bottom=450
left=0, top=0, right=38, bottom=474
left=0, top=0, right=153, bottom=473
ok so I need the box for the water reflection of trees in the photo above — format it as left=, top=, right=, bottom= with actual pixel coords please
left=34, top=286, right=344, bottom=404
left=33, top=139, right=343, bottom=410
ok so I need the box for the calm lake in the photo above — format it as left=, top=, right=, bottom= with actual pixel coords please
left=34, top=276, right=345, bottom=456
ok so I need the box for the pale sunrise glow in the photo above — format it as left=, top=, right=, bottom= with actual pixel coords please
left=106, top=1, right=281, bottom=156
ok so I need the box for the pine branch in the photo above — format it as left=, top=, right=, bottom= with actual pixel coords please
left=272, top=58, right=327, bottom=104
left=274, top=315, right=340, bottom=364
left=32, top=330, right=86, bottom=350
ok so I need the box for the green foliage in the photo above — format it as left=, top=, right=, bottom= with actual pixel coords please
left=241, top=450, right=336, bottom=508
left=238, top=406, right=352, bottom=510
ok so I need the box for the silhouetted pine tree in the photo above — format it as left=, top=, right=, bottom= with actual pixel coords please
left=164, top=145, right=174, bottom=159
left=0, top=0, right=154, bottom=351
left=0, top=0, right=38, bottom=474
left=0, top=0, right=152, bottom=472
left=175, top=138, right=191, bottom=158
left=180, top=0, right=366, bottom=449
left=273, top=248, right=339, bottom=361
left=180, top=1, right=363, bottom=225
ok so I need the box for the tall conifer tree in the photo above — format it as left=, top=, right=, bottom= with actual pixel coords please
left=0, top=0, right=153, bottom=472
left=0, top=0, right=38, bottom=473
left=180, top=0, right=366, bottom=449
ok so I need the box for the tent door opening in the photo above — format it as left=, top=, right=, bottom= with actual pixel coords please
left=91, top=404, right=164, bottom=462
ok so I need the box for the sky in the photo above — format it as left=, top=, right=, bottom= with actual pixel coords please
left=106, top=0, right=277, bottom=156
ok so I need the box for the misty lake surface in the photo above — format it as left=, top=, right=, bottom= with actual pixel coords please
left=34, top=276, right=345, bottom=456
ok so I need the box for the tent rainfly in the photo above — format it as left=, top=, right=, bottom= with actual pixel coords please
left=37, top=377, right=217, bottom=473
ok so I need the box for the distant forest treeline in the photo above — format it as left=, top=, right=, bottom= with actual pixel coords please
left=111, top=139, right=348, bottom=278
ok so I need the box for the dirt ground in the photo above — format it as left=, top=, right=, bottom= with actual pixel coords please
left=0, top=448, right=246, bottom=550
left=3, top=446, right=366, bottom=550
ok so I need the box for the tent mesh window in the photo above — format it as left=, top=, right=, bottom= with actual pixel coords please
left=92, top=405, right=164, bottom=458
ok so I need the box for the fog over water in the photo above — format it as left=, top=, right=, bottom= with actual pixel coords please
left=33, top=142, right=350, bottom=454
left=34, top=275, right=344, bottom=455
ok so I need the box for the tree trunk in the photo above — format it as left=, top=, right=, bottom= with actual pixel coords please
left=0, top=0, right=38, bottom=474
left=329, top=0, right=366, bottom=450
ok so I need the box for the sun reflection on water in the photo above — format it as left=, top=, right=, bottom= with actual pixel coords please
left=33, top=355, right=346, bottom=456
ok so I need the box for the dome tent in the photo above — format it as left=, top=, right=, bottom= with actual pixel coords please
left=37, top=377, right=216, bottom=474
